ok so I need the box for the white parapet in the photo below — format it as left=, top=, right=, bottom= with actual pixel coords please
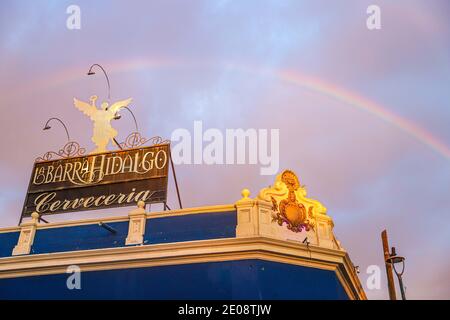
left=235, top=170, right=342, bottom=250
left=125, top=201, right=147, bottom=246
left=12, top=212, right=40, bottom=256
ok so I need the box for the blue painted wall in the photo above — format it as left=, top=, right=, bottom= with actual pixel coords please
left=0, top=231, right=19, bottom=258
left=0, top=259, right=348, bottom=300
left=145, top=211, right=236, bottom=245
left=32, top=221, right=129, bottom=254
left=0, top=211, right=236, bottom=256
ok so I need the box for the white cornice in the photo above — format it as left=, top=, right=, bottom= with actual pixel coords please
left=0, top=204, right=236, bottom=231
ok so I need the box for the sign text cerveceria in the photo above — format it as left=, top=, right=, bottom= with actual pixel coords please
left=22, top=144, right=169, bottom=217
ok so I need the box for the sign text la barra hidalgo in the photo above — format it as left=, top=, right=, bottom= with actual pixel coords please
left=22, top=144, right=170, bottom=217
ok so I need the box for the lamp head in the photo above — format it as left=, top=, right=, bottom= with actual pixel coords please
left=386, top=247, right=405, bottom=265
left=87, top=70, right=95, bottom=75
left=114, top=113, right=121, bottom=120
left=43, top=125, right=51, bottom=130
left=386, top=255, right=405, bottom=265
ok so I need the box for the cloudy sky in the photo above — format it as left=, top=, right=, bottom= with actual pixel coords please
left=0, top=0, right=449, bottom=299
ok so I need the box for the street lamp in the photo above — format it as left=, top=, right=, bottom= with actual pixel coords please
left=385, top=246, right=406, bottom=300
left=111, top=106, right=139, bottom=132
left=43, top=117, right=71, bottom=142
left=87, top=63, right=111, bottom=100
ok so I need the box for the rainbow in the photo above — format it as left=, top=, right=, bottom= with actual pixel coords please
left=278, top=69, right=450, bottom=160
left=22, top=58, right=450, bottom=160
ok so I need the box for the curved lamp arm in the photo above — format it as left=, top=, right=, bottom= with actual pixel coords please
left=87, top=63, right=111, bottom=100
left=43, top=117, right=71, bottom=142
left=114, top=106, right=139, bottom=133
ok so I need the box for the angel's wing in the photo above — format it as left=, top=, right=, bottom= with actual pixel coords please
left=107, top=98, right=133, bottom=114
left=73, top=98, right=97, bottom=118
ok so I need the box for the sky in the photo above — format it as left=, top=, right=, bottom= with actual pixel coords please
left=0, top=0, right=449, bottom=299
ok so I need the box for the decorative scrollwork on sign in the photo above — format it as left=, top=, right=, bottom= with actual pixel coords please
left=35, top=141, right=86, bottom=162
left=119, top=132, right=170, bottom=149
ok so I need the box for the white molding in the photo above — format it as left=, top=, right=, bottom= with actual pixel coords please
left=146, top=204, right=236, bottom=219
left=0, top=226, right=21, bottom=234
left=0, top=204, right=236, bottom=232
left=32, top=215, right=130, bottom=230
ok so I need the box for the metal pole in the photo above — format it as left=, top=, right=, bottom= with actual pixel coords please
left=113, top=138, right=123, bottom=150
left=98, top=222, right=117, bottom=234
left=38, top=216, right=49, bottom=224
left=169, top=148, right=182, bottom=209
left=381, top=230, right=397, bottom=300
left=397, top=275, right=406, bottom=300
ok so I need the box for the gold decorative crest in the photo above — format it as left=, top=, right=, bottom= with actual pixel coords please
left=257, top=170, right=327, bottom=233
left=73, top=95, right=132, bottom=154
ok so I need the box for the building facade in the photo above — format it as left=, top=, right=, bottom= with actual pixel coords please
left=0, top=170, right=366, bottom=300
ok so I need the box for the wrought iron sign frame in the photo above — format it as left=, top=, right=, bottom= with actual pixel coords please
left=19, top=137, right=182, bottom=224
left=20, top=137, right=182, bottom=225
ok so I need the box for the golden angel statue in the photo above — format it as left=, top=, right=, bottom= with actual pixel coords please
left=73, top=95, right=132, bottom=154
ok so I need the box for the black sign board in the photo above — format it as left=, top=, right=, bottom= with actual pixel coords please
left=21, top=144, right=170, bottom=217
